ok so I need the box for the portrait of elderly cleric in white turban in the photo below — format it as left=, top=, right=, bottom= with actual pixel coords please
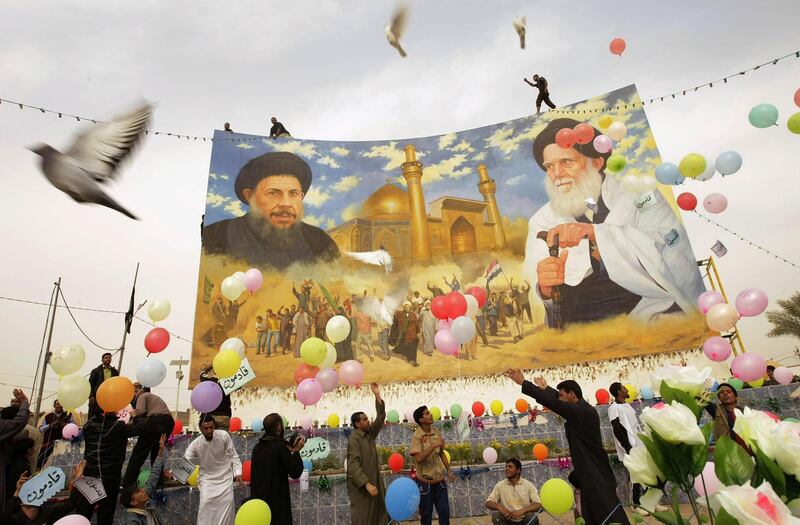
left=202, top=151, right=340, bottom=269
left=522, top=118, right=704, bottom=329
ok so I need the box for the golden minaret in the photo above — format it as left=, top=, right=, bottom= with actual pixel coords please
left=401, top=145, right=432, bottom=260
left=477, top=164, right=507, bottom=250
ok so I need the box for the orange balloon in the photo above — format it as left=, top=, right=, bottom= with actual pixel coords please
left=533, top=443, right=549, bottom=461
left=96, top=376, right=135, bottom=413
left=515, top=398, right=529, bottom=413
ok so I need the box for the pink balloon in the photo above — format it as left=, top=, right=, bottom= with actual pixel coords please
left=774, top=366, right=795, bottom=385
left=434, top=328, right=460, bottom=356
left=296, top=378, right=323, bottom=406
left=339, top=360, right=364, bottom=387
left=593, top=134, right=613, bottom=154
left=703, top=193, right=728, bottom=214
left=244, top=268, right=263, bottom=292
left=62, top=423, right=80, bottom=440
left=436, top=318, right=452, bottom=331
left=731, top=353, right=767, bottom=382
left=299, top=414, right=313, bottom=430
left=652, top=402, right=666, bottom=410
left=795, top=87, right=800, bottom=108
left=694, top=461, right=721, bottom=497
left=697, top=290, right=725, bottom=314
left=702, top=336, right=732, bottom=362
left=315, top=368, right=339, bottom=393
left=54, top=516, right=91, bottom=525
left=735, top=288, right=768, bottom=317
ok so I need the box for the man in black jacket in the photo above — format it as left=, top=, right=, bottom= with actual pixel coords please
left=88, top=353, right=119, bottom=418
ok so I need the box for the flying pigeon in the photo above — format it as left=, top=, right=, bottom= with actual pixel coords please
left=385, top=6, right=408, bottom=58
left=29, top=102, right=154, bottom=220
left=357, top=286, right=407, bottom=326
left=344, top=246, right=393, bottom=273
left=513, top=16, right=526, bottom=49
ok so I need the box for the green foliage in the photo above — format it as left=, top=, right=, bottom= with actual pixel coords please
left=659, top=381, right=703, bottom=421
left=714, top=436, right=754, bottom=486
left=752, top=445, right=786, bottom=497
left=312, top=455, right=343, bottom=472
left=766, top=292, right=800, bottom=339
left=714, top=507, right=740, bottom=525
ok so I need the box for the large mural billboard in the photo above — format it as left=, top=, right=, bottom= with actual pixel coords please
left=191, top=84, right=707, bottom=388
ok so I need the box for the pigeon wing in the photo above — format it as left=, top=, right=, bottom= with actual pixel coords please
left=390, top=6, right=408, bottom=38
left=380, top=288, right=407, bottom=326
left=65, top=102, right=154, bottom=183
left=344, top=250, right=393, bottom=269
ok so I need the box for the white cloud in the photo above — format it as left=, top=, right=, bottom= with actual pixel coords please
left=317, top=155, right=341, bottom=169
left=452, top=140, right=475, bottom=153
left=220, top=174, right=229, bottom=180
left=224, top=201, right=246, bottom=217
left=264, top=139, right=318, bottom=158
left=507, top=174, right=525, bottom=186
left=303, top=215, right=322, bottom=226
left=209, top=172, right=219, bottom=180
left=331, top=146, right=350, bottom=157
left=472, top=151, right=487, bottom=162
left=332, top=175, right=361, bottom=192
left=341, top=204, right=359, bottom=221
left=325, top=218, right=336, bottom=229
left=236, top=143, right=254, bottom=150
left=438, top=132, right=457, bottom=150
left=361, top=141, right=423, bottom=171
left=304, top=186, right=331, bottom=207
left=320, top=175, right=327, bottom=181
left=423, top=153, right=470, bottom=183
left=206, top=191, right=229, bottom=207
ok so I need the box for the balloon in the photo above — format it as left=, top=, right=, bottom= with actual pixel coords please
left=625, top=384, right=638, bottom=402
left=251, top=418, right=264, bottom=432
left=242, top=460, right=252, bottom=482
left=464, top=294, right=479, bottom=317
left=299, top=415, right=313, bottom=430
left=243, top=268, right=263, bottom=293
left=294, top=363, right=319, bottom=385
left=573, top=123, right=595, bottom=145
left=430, top=407, right=441, bottom=421
left=191, top=380, right=223, bottom=413
left=213, top=349, right=241, bottom=378
left=296, top=378, right=323, bottom=406
left=490, top=400, right=503, bottom=416
left=679, top=153, right=707, bottom=179
left=598, top=115, right=613, bottom=129
left=697, top=290, right=725, bottom=314
left=694, top=158, right=716, bottom=182
left=482, top=447, right=498, bottom=464
left=221, top=276, right=245, bottom=301
left=703, top=193, right=728, bottom=214
left=325, top=315, right=350, bottom=343
left=515, top=398, right=529, bottom=413
left=435, top=329, right=460, bottom=356
left=53, top=516, right=91, bottom=525
left=385, top=477, right=420, bottom=522
left=715, top=151, right=743, bottom=176
left=788, top=112, right=800, bottom=134
left=436, top=318, right=452, bottom=331
left=735, top=288, right=768, bottom=317
left=637, top=176, right=657, bottom=193
left=144, top=327, right=170, bottom=354
left=387, top=410, right=400, bottom=423
left=235, top=498, right=271, bottom=525
left=173, top=420, right=183, bottom=435
left=606, top=154, right=626, bottom=173
left=450, top=403, right=463, bottom=420
left=731, top=353, right=767, bottom=382
left=229, top=417, right=242, bottom=432
left=749, top=378, right=764, bottom=388
left=431, top=296, right=449, bottom=319
left=300, top=337, right=327, bottom=366
left=609, top=37, right=626, bottom=56
left=592, top=134, right=613, bottom=154
left=677, top=192, right=697, bottom=211
left=232, top=271, right=246, bottom=285
left=555, top=128, right=577, bottom=148
left=450, top=316, right=476, bottom=344
left=137, top=469, right=151, bottom=488
left=315, top=368, right=339, bottom=393
left=388, top=453, right=404, bottom=472
left=621, top=175, right=640, bottom=193
left=775, top=367, right=795, bottom=385
left=339, top=360, right=364, bottom=387
left=655, top=162, right=684, bottom=185
left=96, top=376, right=134, bottom=413
left=640, top=386, right=654, bottom=400
left=136, top=358, right=167, bottom=388
left=62, top=422, right=80, bottom=440
left=703, top=336, right=733, bottom=362
left=220, top=338, right=246, bottom=359
left=50, top=344, right=86, bottom=376
left=327, top=413, right=340, bottom=428
left=533, top=443, right=548, bottom=461
left=472, top=401, right=485, bottom=417
left=727, top=377, right=744, bottom=390
left=147, top=298, right=171, bottom=323
left=595, top=389, right=610, bottom=405
left=466, top=286, right=487, bottom=308
left=445, top=291, right=467, bottom=319
left=607, top=121, right=627, bottom=141
left=405, top=408, right=415, bottom=423
left=749, top=103, right=779, bottom=128
left=795, top=88, right=800, bottom=108
left=706, top=303, right=739, bottom=332
left=319, top=342, right=337, bottom=369
left=443, top=450, right=451, bottom=463
left=540, top=477, right=575, bottom=515
left=187, top=466, right=201, bottom=487
left=694, top=462, right=721, bottom=497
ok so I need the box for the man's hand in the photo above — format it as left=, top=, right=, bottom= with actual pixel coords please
left=509, top=509, right=525, bottom=520
left=13, top=388, right=28, bottom=404
left=447, top=470, right=455, bottom=483
left=533, top=377, right=548, bottom=390
left=547, top=223, right=594, bottom=249
left=72, top=460, right=86, bottom=480
left=498, top=505, right=511, bottom=518
left=366, top=482, right=378, bottom=497
left=537, top=251, right=569, bottom=299
left=504, top=369, right=525, bottom=385
left=15, top=472, right=29, bottom=492
left=289, top=436, right=306, bottom=452
left=370, top=383, right=380, bottom=399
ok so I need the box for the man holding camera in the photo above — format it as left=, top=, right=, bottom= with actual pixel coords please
left=347, top=383, right=387, bottom=525
left=250, top=413, right=306, bottom=524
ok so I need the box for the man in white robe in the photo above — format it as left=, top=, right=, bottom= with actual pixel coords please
left=184, top=417, right=243, bottom=525
left=523, top=118, right=704, bottom=328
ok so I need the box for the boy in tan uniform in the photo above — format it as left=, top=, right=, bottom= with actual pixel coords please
left=411, top=406, right=455, bottom=525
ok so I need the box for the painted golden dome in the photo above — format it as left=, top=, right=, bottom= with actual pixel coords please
left=360, top=183, right=410, bottom=219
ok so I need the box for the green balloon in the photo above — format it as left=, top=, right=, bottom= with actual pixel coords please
left=788, top=112, right=800, bottom=134
left=727, top=377, right=744, bottom=390
left=785, top=417, right=800, bottom=423
left=606, top=154, right=626, bottom=173
left=748, top=103, right=779, bottom=128
left=387, top=410, right=400, bottom=423
left=450, top=403, right=463, bottom=420
left=137, top=469, right=150, bottom=488
left=540, top=478, right=575, bottom=515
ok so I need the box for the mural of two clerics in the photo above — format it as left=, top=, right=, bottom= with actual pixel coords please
left=191, top=85, right=707, bottom=388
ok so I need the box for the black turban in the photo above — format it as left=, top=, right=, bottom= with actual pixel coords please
left=532, top=118, right=610, bottom=171
left=234, top=151, right=312, bottom=204
left=413, top=405, right=428, bottom=424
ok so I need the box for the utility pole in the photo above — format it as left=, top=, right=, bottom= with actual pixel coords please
left=34, top=277, right=61, bottom=424
left=117, top=263, right=144, bottom=374
left=170, top=356, right=190, bottom=421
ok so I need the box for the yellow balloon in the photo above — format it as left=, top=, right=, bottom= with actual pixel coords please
left=540, top=477, right=575, bottom=515
left=300, top=337, right=327, bottom=367
left=187, top=465, right=199, bottom=487
left=235, top=498, right=272, bottom=525
left=443, top=450, right=451, bottom=463
left=679, top=153, right=707, bottom=179
left=598, top=115, right=613, bottom=129
left=57, top=374, right=91, bottom=411
left=430, top=407, right=441, bottom=421
left=490, top=400, right=503, bottom=416
left=625, top=384, right=637, bottom=402
left=213, top=350, right=241, bottom=378
left=327, top=413, right=340, bottom=428
left=748, top=377, right=764, bottom=388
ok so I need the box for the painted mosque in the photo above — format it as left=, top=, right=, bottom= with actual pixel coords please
left=327, top=145, right=508, bottom=264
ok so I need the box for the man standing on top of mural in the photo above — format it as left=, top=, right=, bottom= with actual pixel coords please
left=523, top=118, right=704, bottom=329
left=269, top=117, right=291, bottom=138
left=202, top=151, right=340, bottom=268
left=524, top=74, right=556, bottom=113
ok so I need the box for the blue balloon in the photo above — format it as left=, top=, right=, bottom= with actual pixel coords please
left=251, top=417, right=264, bottom=432
left=715, top=151, right=743, bottom=176
left=385, top=477, right=420, bottom=521
left=655, top=162, right=684, bottom=185
left=640, top=386, right=654, bottom=400
left=709, top=380, right=720, bottom=393
left=748, top=104, right=779, bottom=128
left=302, top=459, right=313, bottom=471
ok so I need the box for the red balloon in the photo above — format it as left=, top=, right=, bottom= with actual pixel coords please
left=677, top=192, right=698, bottom=211
left=794, top=87, right=800, bottom=108
left=294, top=363, right=319, bottom=385
left=472, top=401, right=485, bottom=417
left=555, top=128, right=577, bottom=149
left=431, top=296, right=449, bottom=320
left=242, top=460, right=252, bottom=482
left=595, top=389, right=610, bottom=405
left=609, top=37, right=626, bottom=56
left=466, top=286, right=487, bottom=308
left=172, top=420, right=183, bottom=435
left=229, top=417, right=242, bottom=432
left=388, top=452, right=405, bottom=473
left=444, top=292, right=467, bottom=319
left=573, top=123, right=595, bottom=145
left=144, top=327, right=170, bottom=354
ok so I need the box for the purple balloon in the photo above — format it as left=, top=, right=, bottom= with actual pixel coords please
left=735, top=288, right=768, bottom=317
left=702, top=336, right=732, bottom=362
left=339, top=360, right=364, bottom=387
left=697, top=290, right=725, bottom=314
left=244, top=268, right=263, bottom=292
left=315, top=368, right=339, bottom=393
left=191, top=381, right=223, bottom=413
left=435, top=328, right=460, bottom=356
left=731, top=353, right=767, bottom=382
left=774, top=367, right=795, bottom=385
left=593, top=134, right=613, bottom=154
left=62, top=423, right=80, bottom=440
left=703, top=193, right=728, bottom=214
left=296, top=378, right=323, bottom=406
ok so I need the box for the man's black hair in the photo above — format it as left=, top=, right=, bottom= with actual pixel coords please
left=119, top=483, right=138, bottom=509
left=413, top=405, right=428, bottom=425
left=351, top=411, right=366, bottom=427
left=102, top=352, right=112, bottom=359
left=506, top=458, right=522, bottom=471
left=200, top=415, right=217, bottom=427
left=717, top=382, right=738, bottom=398
left=609, top=382, right=623, bottom=398
left=556, top=380, right=583, bottom=400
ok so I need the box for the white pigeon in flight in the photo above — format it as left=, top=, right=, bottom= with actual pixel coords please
left=344, top=246, right=393, bottom=273
left=357, top=287, right=407, bottom=326
left=513, top=16, right=527, bottom=49
left=29, top=102, right=154, bottom=220
left=385, top=6, right=408, bottom=58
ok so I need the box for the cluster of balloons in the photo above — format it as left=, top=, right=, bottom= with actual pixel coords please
left=555, top=122, right=596, bottom=149
left=52, top=344, right=90, bottom=411
left=609, top=37, right=626, bottom=56
left=221, top=268, right=263, bottom=301
left=749, top=93, right=800, bottom=133
left=698, top=287, right=768, bottom=337
left=596, top=118, right=627, bottom=142
left=430, top=287, right=483, bottom=355
left=791, top=88, right=800, bottom=134
left=676, top=191, right=728, bottom=214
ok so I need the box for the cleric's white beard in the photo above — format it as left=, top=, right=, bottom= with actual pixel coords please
left=545, top=165, right=603, bottom=218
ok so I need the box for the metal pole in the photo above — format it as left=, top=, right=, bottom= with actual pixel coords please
left=117, top=263, right=141, bottom=374
left=170, top=357, right=189, bottom=421
left=34, top=277, right=61, bottom=424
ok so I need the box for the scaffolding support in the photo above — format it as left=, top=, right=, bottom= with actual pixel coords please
left=698, top=256, right=746, bottom=355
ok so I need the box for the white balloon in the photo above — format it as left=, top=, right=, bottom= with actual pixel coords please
left=320, top=342, right=337, bottom=369
left=695, top=160, right=716, bottom=182
left=607, top=121, right=627, bottom=141
left=233, top=271, right=247, bottom=285
left=50, top=344, right=86, bottom=376
left=136, top=358, right=167, bottom=388
left=300, top=415, right=313, bottom=430
left=637, top=175, right=657, bottom=193
left=464, top=295, right=479, bottom=317
left=58, top=374, right=91, bottom=411
left=621, top=174, right=640, bottom=193
left=221, top=276, right=244, bottom=301
left=326, top=315, right=351, bottom=344
left=482, top=447, right=498, bottom=465
left=220, top=338, right=246, bottom=358
left=147, top=298, right=171, bottom=323
left=451, top=316, right=476, bottom=344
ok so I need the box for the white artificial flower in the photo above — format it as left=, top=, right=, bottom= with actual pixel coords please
left=640, top=401, right=706, bottom=445
left=651, top=365, right=712, bottom=397
left=623, top=446, right=665, bottom=487
left=733, top=407, right=778, bottom=457
left=714, top=481, right=800, bottom=525
left=771, top=420, right=800, bottom=479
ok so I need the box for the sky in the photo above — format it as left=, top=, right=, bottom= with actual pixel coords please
left=1, top=1, right=799, bottom=416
